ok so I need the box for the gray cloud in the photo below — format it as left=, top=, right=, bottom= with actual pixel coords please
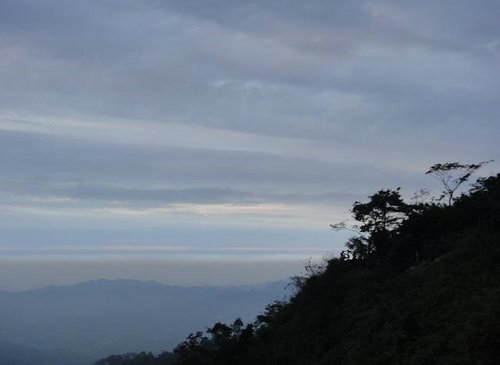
left=0, top=129, right=420, bottom=208
left=1, top=0, right=499, bottom=141
left=0, top=0, right=498, bottom=269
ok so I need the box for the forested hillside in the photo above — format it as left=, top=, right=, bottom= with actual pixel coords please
left=97, top=166, right=500, bottom=365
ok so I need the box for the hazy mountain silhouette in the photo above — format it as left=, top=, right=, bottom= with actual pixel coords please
left=0, top=279, right=291, bottom=364
left=0, top=341, right=92, bottom=365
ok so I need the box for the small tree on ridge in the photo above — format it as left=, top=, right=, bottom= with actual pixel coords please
left=426, top=161, right=492, bottom=206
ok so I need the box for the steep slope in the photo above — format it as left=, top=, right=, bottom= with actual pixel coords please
left=249, top=230, right=500, bottom=364
left=98, top=173, right=500, bottom=365
left=230, top=175, right=500, bottom=364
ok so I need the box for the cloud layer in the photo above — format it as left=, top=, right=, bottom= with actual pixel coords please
left=0, top=0, right=499, bottom=266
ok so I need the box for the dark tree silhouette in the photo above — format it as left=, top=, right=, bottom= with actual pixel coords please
left=333, top=188, right=409, bottom=259
left=352, top=188, right=408, bottom=233
left=426, top=161, right=492, bottom=206
left=352, top=188, right=409, bottom=256
left=207, top=322, right=233, bottom=346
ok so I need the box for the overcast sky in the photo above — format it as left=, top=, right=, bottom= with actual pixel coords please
left=1, top=0, right=499, bottom=289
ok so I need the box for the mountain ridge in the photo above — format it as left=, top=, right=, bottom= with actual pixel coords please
left=0, top=277, right=291, bottom=364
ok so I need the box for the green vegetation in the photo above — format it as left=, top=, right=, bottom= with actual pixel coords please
left=97, top=164, right=500, bottom=365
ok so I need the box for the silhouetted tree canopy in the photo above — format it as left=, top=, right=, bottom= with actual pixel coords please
left=332, top=188, right=409, bottom=260
left=426, top=160, right=492, bottom=205
left=96, top=164, right=500, bottom=365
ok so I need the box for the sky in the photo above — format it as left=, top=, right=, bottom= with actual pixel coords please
left=0, top=0, right=499, bottom=290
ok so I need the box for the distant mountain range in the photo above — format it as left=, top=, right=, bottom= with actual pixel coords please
left=0, top=278, right=291, bottom=365
left=0, top=341, right=92, bottom=365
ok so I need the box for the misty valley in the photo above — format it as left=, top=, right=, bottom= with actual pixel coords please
left=0, top=279, right=291, bottom=364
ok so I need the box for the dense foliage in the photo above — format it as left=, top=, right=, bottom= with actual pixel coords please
left=97, top=168, right=500, bottom=365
